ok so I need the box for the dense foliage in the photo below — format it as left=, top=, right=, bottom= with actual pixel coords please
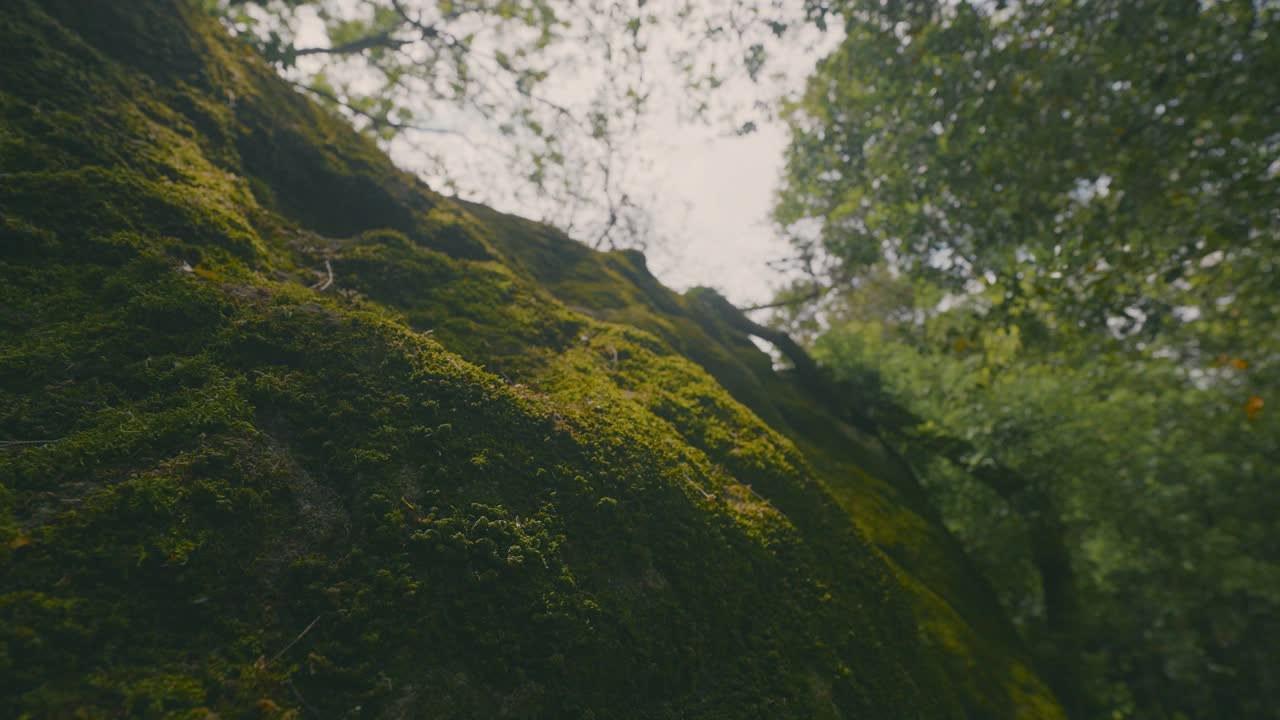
left=774, top=1, right=1280, bottom=718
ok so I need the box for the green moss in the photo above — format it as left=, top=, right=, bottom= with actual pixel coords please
left=0, top=1, right=1062, bottom=718
left=477, top=209, right=1063, bottom=717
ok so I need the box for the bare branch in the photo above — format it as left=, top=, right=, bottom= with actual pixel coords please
left=0, top=438, right=63, bottom=450
left=741, top=284, right=830, bottom=312
left=269, top=615, right=322, bottom=665
left=288, top=80, right=466, bottom=139
left=295, top=31, right=409, bottom=58
left=593, top=210, right=619, bottom=250
left=388, top=0, right=466, bottom=50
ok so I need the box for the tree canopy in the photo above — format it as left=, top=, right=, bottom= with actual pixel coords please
left=772, top=1, right=1279, bottom=717
left=777, top=0, right=1277, bottom=339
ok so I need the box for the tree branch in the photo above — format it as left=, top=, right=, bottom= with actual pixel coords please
left=0, top=438, right=63, bottom=450
left=295, top=31, right=410, bottom=58
left=269, top=615, right=322, bottom=665
left=288, top=80, right=466, bottom=139
left=388, top=0, right=465, bottom=49
left=741, top=284, right=830, bottom=312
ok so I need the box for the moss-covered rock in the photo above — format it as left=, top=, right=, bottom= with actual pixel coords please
left=0, top=1, right=1063, bottom=718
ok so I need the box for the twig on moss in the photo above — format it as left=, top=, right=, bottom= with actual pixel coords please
left=0, top=438, right=63, bottom=450
left=269, top=615, right=321, bottom=666
left=681, top=471, right=715, bottom=501
left=289, top=80, right=467, bottom=139
left=310, top=260, right=334, bottom=291
left=294, top=31, right=409, bottom=58
left=741, top=285, right=830, bottom=312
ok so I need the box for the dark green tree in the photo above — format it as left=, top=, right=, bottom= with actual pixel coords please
left=772, top=1, right=1280, bottom=717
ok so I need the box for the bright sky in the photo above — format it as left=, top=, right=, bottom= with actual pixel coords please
left=404, top=102, right=801, bottom=307
left=631, top=121, right=795, bottom=307
left=289, top=2, right=840, bottom=308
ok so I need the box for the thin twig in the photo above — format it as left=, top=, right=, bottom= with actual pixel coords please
left=0, top=438, right=63, bottom=450
left=741, top=285, right=830, bottom=312
left=289, top=81, right=464, bottom=138
left=294, top=31, right=409, bottom=58
left=310, top=260, right=334, bottom=291
left=269, top=615, right=321, bottom=666
left=682, top=471, right=715, bottom=500
left=388, top=0, right=464, bottom=48
left=593, top=209, right=619, bottom=250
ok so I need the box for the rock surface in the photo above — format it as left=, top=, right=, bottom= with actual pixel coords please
left=0, top=2, right=1063, bottom=717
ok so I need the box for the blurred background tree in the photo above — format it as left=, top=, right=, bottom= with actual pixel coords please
left=772, top=1, right=1279, bottom=717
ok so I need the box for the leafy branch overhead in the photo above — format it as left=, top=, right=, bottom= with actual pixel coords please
left=768, top=2, right=1280, bottom=718
left=206, top=0, right=808, bottom=250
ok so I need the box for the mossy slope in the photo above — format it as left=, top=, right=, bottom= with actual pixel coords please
left=0, top=2, right=1061, bottom=718
left=471, top=207, right=1065, bottom=719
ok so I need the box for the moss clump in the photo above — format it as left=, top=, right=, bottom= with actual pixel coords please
left=0, top=1, right=1062, bottom=718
